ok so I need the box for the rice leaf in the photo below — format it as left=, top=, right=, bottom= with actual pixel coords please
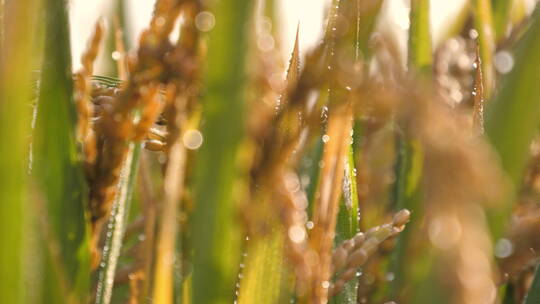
left=409, top=0, right=432, bottom=74
left=0, top=1, right=39, bottom=303
left=472, top=0, right=495, bottom=97
left=330, top=136, right=360, bottom=304
left=32, top=0, right=91, bottom=302
left=389, top=1, right=432, bottom=301
left=387, top=138, right=423, bottom=301
left=353, top=0, right=384, bottom=59
left=524, top=263, right=540, bottom=304
left=94, top=143, right=140, bottom=304
left=493, top=0, right=515, bottom=41
left=236, top=26, right=301, bottom=304
left=486, top=5, right=540, bottom=184
left=286, top=25, right=300, bottom=87
left=238, top=230, right=286, bottom=304
left=485, top=6, right=540, bottom=237
left=191, top=0, right=253, bottom=302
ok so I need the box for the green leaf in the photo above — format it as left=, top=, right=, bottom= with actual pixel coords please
left=524, top=263, right=540, bottom=304
left=191, top=0, right=253, bottom=303
left=33, top=0, right=91, bottom=302
left=0, top=1, right=39, bottom=303
left=387, top=138, right=423, bottom=301
left=357, top=0, right=385, bottom=58
left=485, top=6, right=540, bottom=237
left=473, top=0, right=496, bottom=97
left=486, top=6, right=540, bottom=184
left=95, top=143, right=140, bottom=304
left=329, top=143, right=360, bottom=304
left=409, top=0, right=433, bottom=74
left=238, top=230, right=287, bottom=304
left=492, top=0, right=515, bottom=42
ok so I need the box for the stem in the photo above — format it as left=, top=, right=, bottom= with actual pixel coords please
left=95, top=143, right=140, bottom=304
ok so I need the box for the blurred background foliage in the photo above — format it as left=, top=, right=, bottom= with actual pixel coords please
left=2, top=0, right=540, bottom=303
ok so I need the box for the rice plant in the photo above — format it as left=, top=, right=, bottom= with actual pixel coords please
left=2, top=0, right=540, bottom=303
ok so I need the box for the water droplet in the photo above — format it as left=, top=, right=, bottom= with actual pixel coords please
left=301, top=175, right=310, bottom=188
left=385, top=272, right=395, bottom=281
left=345, top=86, right=352, bottom=91
left=183, top=129, right=203, bottom=150
left=285, top=173, right=300, bottom=192
left=289, top=225, right=306, bottom=243
left=155, top=17, right=166, bottom=27
left=158, top=153, right=167, bottom=164
left=343, top=165, right=353, bottom=208
left=321, top=281, right=330, bottom=289
left=195, top=11, right=216, bottom=32
left=494, top=51, right=514, bottom=74
left=306, top=221, right=314, bottom=230
left=495, top=238, right=514, bottom=258
left=111, top=51, right=121, bottom=61
left=321, top=106, right=329, bottom=122
left=469, top=29, right=479, bottom=39
left=322, top=135, right=330, bottom=143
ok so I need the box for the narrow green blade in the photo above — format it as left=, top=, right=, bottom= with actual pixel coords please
left=95, top=143, right=140, bottom=304
left=473, top=0, right=496, bottom=97
left=33, top=0, right=91, bottom=302
left=191, top=0, right=253, bottom=303
left=409, top=0, right=432, bottom=74
left=485, top=7, right=540, bottom=237
left=524, top=263, right=540, bottom=304
left=493, top=0, right=515, bottom=41
left=0, top=1, right=39, bottom=303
